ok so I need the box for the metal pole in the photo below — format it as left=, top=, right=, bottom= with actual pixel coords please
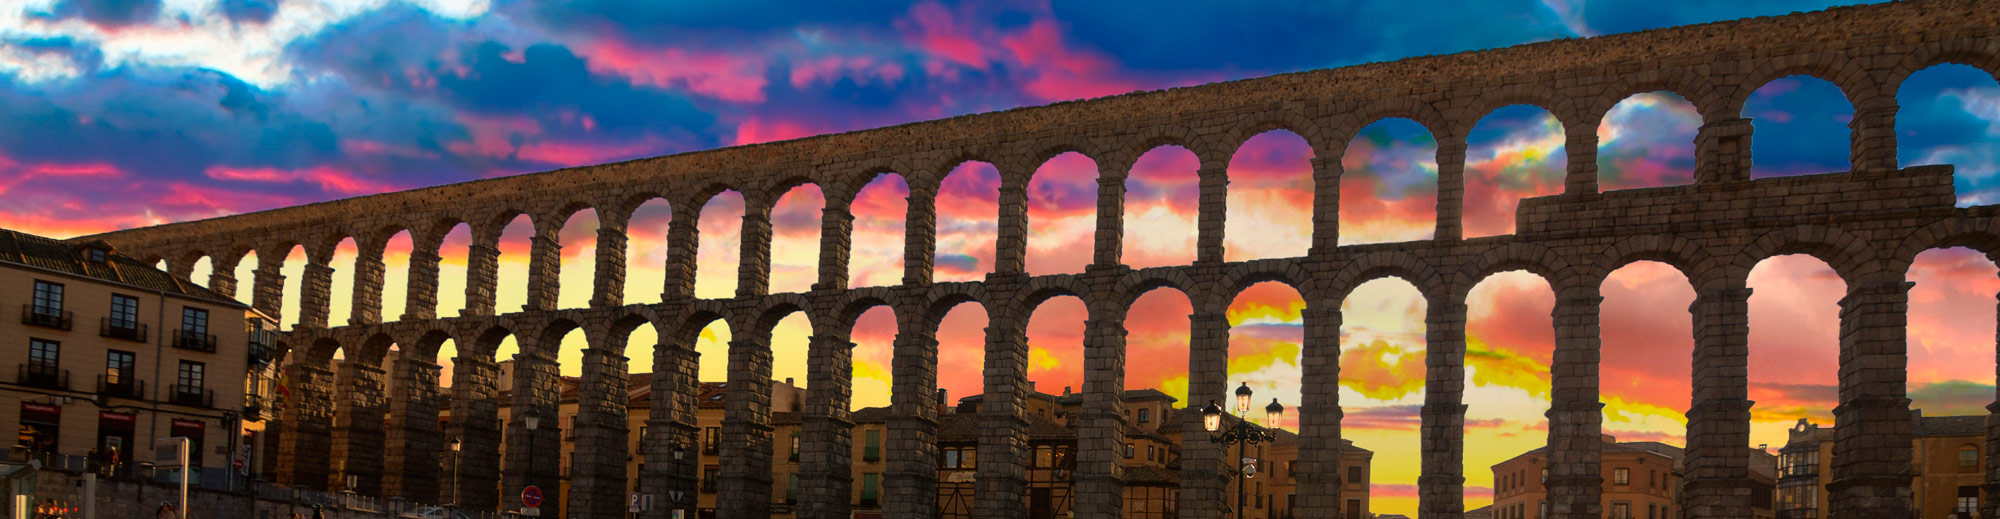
left=179, top=438, right=190, bottom=519
left=1235, top=429, right=1245, bottom=519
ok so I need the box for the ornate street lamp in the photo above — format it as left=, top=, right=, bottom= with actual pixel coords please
left=1204, top=382, right=1284, bottom=519
left=446, top=437, right=461, bottom=511
left=523, top=408, right=542, bottom=512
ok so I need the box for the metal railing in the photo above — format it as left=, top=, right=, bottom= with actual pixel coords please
left=20, top=305, right=71, bottom=330
left=172, top=329, right=217, bottom=352
left=99, top=318, right=147, bottom=341
left=17, top=364, right=68, bottom=390
left=170, top=384, right=214, bottom=407
left=95, top=374, right=143, bottom=398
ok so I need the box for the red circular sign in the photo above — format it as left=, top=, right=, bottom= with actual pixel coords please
left=523, top=486, right=543, bottom=508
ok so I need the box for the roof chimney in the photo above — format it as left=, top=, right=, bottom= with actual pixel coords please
left=1063, top=386, right=1072, bottom=397
left=1758, top=444, right=1768, bottom=452
left=785, top=377, right=794, bottom=388
left=937, top=388, right=949, bottom=414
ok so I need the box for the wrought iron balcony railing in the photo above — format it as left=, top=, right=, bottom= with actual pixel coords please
left=20, top=305, right=71, bottom=331
left=172, top=330, right=217, bottom=353
left=95, top=374, right=143, bottom=399
left=99, top=318, right=147, bottom=342
left=17, top=365, right=67, bottom=390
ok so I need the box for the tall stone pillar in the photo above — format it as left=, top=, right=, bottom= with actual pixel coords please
left=738, top=195, right=775, bottom=299
left=661, top=204, right=702, bottom=301
left=816, top=195, right=855, bottom=291
left=1181, top=305, right=1231, bottom=519
left=799, top=334, right=855, bottom=519
left=524, top=220, right=562, bottom=311
left=641, top=340, right=700, bottom=519
left=1848, top=95, right=1899, bottom=174
left=1091, top=158, right=1129, bottom=268
left=885, top=320, right=940, bottom=518
left=403, top=231, right=445, bottom=320
left=350, top=242, right=386, bottom=325
left=1564, top=120, right=1600, bottom=195
left=1309, top=153, right=1343, bottom=255
left=1195, top=162, right=1228, bottom=264
left=902, top=179, right=939, bottom=285
left=446, top=355, right=504, bottom=511
left=503, top=351, right=563, bottom=514
left=1421, top=294, right=1467, bottom=519
left=592, top=220, right=629, bottom=308
left=276, top=362, right=336, bottom=490
left=1433, top=136, right=1466, bottom=242
left=331, top=359, right=389, bottom=496
left=571, top=346, right=632, bottom=518
left=1695, top=118, right=1754, bottom=184
left=1297, top=305, right=1345, bottom=518
left=208, top=268, right=238, bottom=300
left=1548, top=285, right=1604, bottom=519
left=463, top=233, right=502, bottom=316
left=299, top=259, right=335, bottom=329
left=1074, top=304, right=1128, bottom=519
left=1829, top=279, right=1915, bottom=518
left=976, top=308, right=1030, bottom=519
left=382, top=355, right=444, bottom=501
left=718, top=338, right=777, bottom=519
left=253, top=251, right=288, bottom=320
left=994, top=167, right=1031, bottom=275
left=1685, top=280, right=1755, bottom=519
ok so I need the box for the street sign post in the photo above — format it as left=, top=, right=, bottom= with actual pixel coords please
left=154, top=437, right=190, bottom=519
left=523, top=485, right=543, bottom=508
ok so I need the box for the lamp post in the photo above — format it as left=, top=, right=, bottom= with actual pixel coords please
left=447, top=437, right=461, bottom=512
left=524, top=408, right=542, bottom=514
left=670, top=442, right=687, bottom=518
left=1203, top=382, right=1284, bottom=519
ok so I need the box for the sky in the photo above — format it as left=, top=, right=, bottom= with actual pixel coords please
left=5, top=0, right=2000, bottom=514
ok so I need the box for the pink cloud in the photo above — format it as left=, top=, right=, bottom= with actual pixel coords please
left=516, top=137, right=668, bottom=167
left=788, top=56, right=907, bottom=90
left=447, top=114, right=543, bottom=159
left=999, top=20, right=1141, bottom=102
left=578, top=38, right=768, bottom=103
left=204, top=165, right=402, bottom=197
left=897, top=2, right=1001, bottom=72
left=340, top=139, right=439, bottom=159
left=732, top=117, right=827, bottom=146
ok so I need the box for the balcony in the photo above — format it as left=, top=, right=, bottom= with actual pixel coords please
left=17, top=365, right=68, bottom=390
left=249, top=338, right=275, bottom=366
left=170, top=384, right=214, bottom=407
left=99, top=318, right=147, bottom=342
left=244, top=394, right=264, bottom=420
left=172, top=330, right=217, bottom=353
left=95, top=375, right=143, bottom=399
left=20, top=306, right=71, bottom=331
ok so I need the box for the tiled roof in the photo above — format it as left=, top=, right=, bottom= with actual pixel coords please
left=851, top=406, right=892, bottom=424
left=1122, top=465, right=1178, bottom=485
left=2, top=229, right=246, bottom=308
left=1916, top=414, right=1985, bottom=437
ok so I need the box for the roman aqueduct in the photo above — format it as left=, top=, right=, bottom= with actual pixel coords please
left=79, top=1, right=2000, bottom=517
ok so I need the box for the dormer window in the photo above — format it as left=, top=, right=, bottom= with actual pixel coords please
left=87, top=249, right=105, bottom=263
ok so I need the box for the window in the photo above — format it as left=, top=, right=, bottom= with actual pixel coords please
left=1137, top=408, right=1150, bottom=424
left=1124, top=443, right=1134, bottom=459
left=789, top=432, right=800, bottom=461
left=1961, top=445, right=1980, bottom=470
left=1960, top=486, right=1980, bottom=517
left=104, top=350, right=134, bottom=390
left=1649, top=504, right=1656, bottom=519
left=704, top=427, right=720, bottom=453
left=32, top=281, right=62, bottom=315
left=864, top=429, right=881, bottom=461
left=1649, top=470, right=1656, bottom=488
left=1348, top=466, right=1363, bottom=485
left=1611, top=502, right=1630, bottom=519
left=860, top=473, right=879, bottom=505
left=29, top=339, right=58, bottom=373
left=110, top=295, right=138, bottom=328
left=945, top=449, right=962, bottom=468
left=177, top=360, right=204, bottom=392
left=787, top=473, right=798, bottom=504
left=702, top=466, right=718, bottom=493
left=1615, top=467, right=1629, bottom=485
left=87, top=249, right=105, bottom=263
left=1147, top=444, right=1156, bottom=462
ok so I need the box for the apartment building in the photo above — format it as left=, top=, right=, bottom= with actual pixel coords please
left=1778, top=412, right=1989, bottom=519
left=0, top=229, right=276, bottom=486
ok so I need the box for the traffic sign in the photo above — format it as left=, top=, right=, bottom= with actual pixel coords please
left=523, top=486, right=543, bottom=508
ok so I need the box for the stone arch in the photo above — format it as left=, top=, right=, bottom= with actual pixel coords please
left=1332, top=96, right=1453, bottom=144
left=1222, top=108, right=1329, bottom=157
left=1219, top=260, right=1314, bottom=300
left=753, top=293, right=816, bottom=336
left=1728, top=52, right=1875, bottom=117
left=837, top=288, right=899, bottom=332
left=1890, top=216, right=2000, bottom=277
left=1734, top=224, right=1881, bottom=286
left=1014, top=275, right=1094, bottom=314
left=466, top=323, right=519, bottom=361
left=1454, top=84, right=1583, bottom=139
left=1129, top=126, right=1205, bottom=159
left=1886, top=42, right=2000, bottom=98
left=1590, top=66, right=1724, bottom=124
left=304, top=337, right=345, bottom=364
left=1022, top=136, right=1107, bottom=172
left=527, top=315, right=588, bottom=354
left=1329, top=250, right=1446, bottom=303
left=406, top=327, right=455, bottom=360
left=1592, top=234, right=1716, bottom=289
left=1457, top=242, right=1578, bottom=297
left=1114, top=268, right=1204, bottom=309
left=924, top=285, right=990, bottom=329
left=602, top=311, right=658, bottom=357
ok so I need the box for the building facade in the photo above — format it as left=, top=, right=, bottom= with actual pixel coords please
left=0, top=229, right=276, bottom=487
left=1779, top=413, right=1989, bottom=519
left=1493, top=435, right=1775, bottom=519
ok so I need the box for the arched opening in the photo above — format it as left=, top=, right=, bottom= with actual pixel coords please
left=696, top=191, right=745, bottom=299
left=1022, top=294, right=1085, bottom=516
left=1464, top=106, right=1566, bottom=238
left=1598, top=92, right=1700, bottom=191
left=850, top=306, right=898, bottom=410
left=1906, top=247, right=1999, bottom=415
left=1227, top=131, right=1314, bottom=260
left=1123, top=147, right=1199, bottom=269
left=1222, top=280, right=1307, bottom=517
left=1746, top=255, right=1844, bottom=449
left=769, top=184, right=825, bottom=294
left=1340, top=119, right=1439, bottom=245
left=1462, top=271, right=1555, bottom=510
left=556, top=208, right=600, bottom=309
left=495, top=215, right=534, bottom=312
left=1338, top=277, right=1427, bottom=517
left=689, top=317, right=732, bottom=513
left=850, top=174, right=910, bottom=288
left=935, top=162, right=1001, bottom=282
left=1121, top=286, right=1190, bottom=516
left=625, top=198, right=673, bottom=306
left=231, top=250, right=257, bottom=299
left=1895, top=64, right=2000, bottom=207
left=280, top=245, right=306, bottom=330
left=1745, top=76, right=1854, bottom=178
left=328, top=237, right=359, bottom=325
left=190, top=255, right=213, bottom=287
left=435, top=223, right=473, bottom=318
left=1598, top=261, right=1694, bottom=445
left=380, top=230, right=412, bottom=320
left=1026, top=153, right=1098, bottom=276
left=771, top=312, right=812, bottom=395
left=934, top=300, right=988, bottom=518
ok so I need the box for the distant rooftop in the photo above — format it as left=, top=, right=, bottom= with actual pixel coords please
left=0, top=228, right=248, bottom=309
